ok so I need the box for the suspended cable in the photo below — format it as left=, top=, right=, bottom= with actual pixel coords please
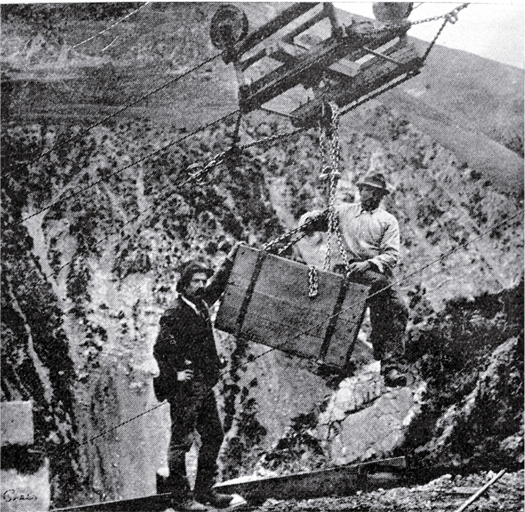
left=17, top=109, right=239, bottom=225
left=53, top=200, right=522, bottom=449
left=3, top=51, right=224, bottom=181
left=16, top=113, right=304, bottom=226
left=26, top=110, right=240, bottom=285
left=71, top=2, right=153, bottom=50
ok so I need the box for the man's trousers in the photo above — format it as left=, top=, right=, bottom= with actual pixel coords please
left=340, top=267, right=408, bottom=373
left=167, top=380, right=224, bottom=497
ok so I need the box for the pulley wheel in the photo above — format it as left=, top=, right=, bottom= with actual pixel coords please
left=210, top=5, right=249, bottom=50
left=372, top=3, right=413, bottom=22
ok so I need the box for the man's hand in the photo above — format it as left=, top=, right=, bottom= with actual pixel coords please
left=299, top=210, right=326, bottom=235
left=177, top=360, right=194, bottom=382
left=177, top=369, right=194, bottom=382
left=347, top=261, right=371, bottom=276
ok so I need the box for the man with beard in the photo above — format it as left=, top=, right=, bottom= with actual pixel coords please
left=300, top=172, right=408, bottom=387
left=153, top=246, right=245, bottom=511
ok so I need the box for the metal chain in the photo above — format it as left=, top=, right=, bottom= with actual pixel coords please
left=308, top=265, right=319, bottom=298
left=262, top=217, right=313, bottom=253
left=241, top=127, right=305, bottom=150
left=322, top=101, right=353, bottom=274
left=338, top=3, right=469, bottom=117
left=409, top=3, right=469, bottom=26
left=421, top=10, right=457, bottom=61
left=334, top=213, right=351, bottom=271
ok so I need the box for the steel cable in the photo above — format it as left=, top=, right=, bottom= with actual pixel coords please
left=32, top=110, right=240, bottom=281
left=71, top=2, right=153, bottom=50
left=59, top=203, right=522, bottom=450
left=16, top=108, right=239, bottom=225
left=3, top=51, right=223, bottom=181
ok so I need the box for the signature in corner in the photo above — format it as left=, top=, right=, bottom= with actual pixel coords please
left=2, top=489, right=38, bottom=502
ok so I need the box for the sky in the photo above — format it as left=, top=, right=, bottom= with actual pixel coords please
left=334, top=1, right=524, bottom=69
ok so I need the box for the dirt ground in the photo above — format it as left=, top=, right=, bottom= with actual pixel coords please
left=252, top=470, right=524, bottom=512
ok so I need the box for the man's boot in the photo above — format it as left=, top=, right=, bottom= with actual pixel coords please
left=169, top=478, right=207, bottom=512
left=166, top=460, right=207, bottom=511
left=383, top=368, right=407, bottom=387
left=194, top=469, right=244, bottom=509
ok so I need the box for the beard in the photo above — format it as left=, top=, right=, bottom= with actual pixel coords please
left=361, top=196, right=382, bottom=211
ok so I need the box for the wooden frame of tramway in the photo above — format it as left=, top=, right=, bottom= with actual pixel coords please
left=217, top=2, right=423, bottom=127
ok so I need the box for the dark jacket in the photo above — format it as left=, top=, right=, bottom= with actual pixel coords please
left=153, top=258, right=233, bottom=402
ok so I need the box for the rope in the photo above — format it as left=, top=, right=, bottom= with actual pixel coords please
left=71, top=2, right=153, bottom=49
left=3, top=51, right=224, bottom=181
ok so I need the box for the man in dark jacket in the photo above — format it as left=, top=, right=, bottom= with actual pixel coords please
left=154, top=248, right=243, bottom=510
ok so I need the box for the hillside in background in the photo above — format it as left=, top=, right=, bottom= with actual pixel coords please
left=1, top=3, right=523, bottom=508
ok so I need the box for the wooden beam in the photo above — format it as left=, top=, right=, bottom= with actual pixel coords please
left=282, top=7, right=328, bottom=45
left=362, top=45, right=405, bottom=66
left=51, top=493, right=172, bottom=512
left=454, top=469, right=506, bottom=512
left=227, top=3, right=319, bottom=63
left=291, top=43, right=422, bottom=126
left=214, top=457, right=407, bottom=503
left=239, top=22, right=411, bottom=113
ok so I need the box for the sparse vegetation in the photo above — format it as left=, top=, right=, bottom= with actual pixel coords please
left=1, top=3, right=523, bottom=509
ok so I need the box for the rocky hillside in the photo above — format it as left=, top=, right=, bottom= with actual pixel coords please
left=1, top=3, right=523, bottom=508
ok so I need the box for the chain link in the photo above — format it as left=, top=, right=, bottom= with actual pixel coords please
left=410, top=3, right=469, bottom=26
left=308, top=265, right=319, bottom=298
left=242, top=127, right=305, bottom=150
left=185, top=3, right=470, bottom=262
left=320, top=101, right=352, bottom=274
left=262, top=216, right=313, bottom=253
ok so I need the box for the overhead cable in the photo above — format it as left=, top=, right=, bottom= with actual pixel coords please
left=71, top=2, right=153, bottom=49
left=59, top=197, right=523, bottom=448
left=18, top=108, right=239, bottom=225
left=3, top=51, right=223, bottom=181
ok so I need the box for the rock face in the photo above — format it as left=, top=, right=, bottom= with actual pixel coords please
left=317, top=365, right=427, bottom=465
left=1, top=3, right=523, bottom=507
left=415, top=336, right=524, bottom=469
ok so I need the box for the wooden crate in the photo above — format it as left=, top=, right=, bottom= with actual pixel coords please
left=216, top=246, right=370, bottom=370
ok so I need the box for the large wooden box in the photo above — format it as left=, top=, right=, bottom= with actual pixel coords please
left=216, top=246, right=370, bottom=370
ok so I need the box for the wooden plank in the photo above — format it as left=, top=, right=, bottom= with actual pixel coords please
left=214, top=457, right=406, bottom=502
left=281, top=6, right=328, bottom=44
left=216, top=247, right=370, bottom=369
left=269, top=41, right=306, bottom=64
left=291, top=41, right=422, bottom=126
left=229, top=3, right=319, bottom=63
left=50, top=493, right=171, bottom=512
left=216, top=245, right=260, bottom=331
left=240, top=21, right=411, bottom=112
left=324, top=285, right=369, bottom=367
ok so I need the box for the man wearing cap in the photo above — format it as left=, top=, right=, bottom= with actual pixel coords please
left=153, top=246, right=245, bottom=511
left=300, top=172, right=408, bottom=387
